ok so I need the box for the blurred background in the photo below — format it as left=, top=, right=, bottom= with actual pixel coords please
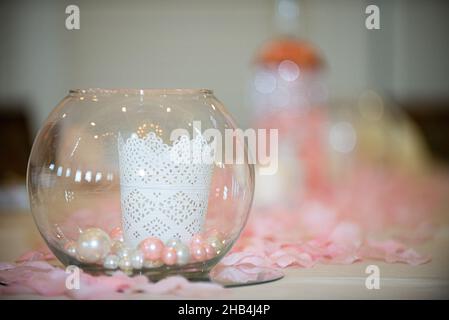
left=0, top=0, right=448, bottom=239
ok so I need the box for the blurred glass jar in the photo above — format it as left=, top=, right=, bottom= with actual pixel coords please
left=249, top=36, right=330, bottom=207
left=326, top=93, right=431, bottom=180
left=27, top=88, right=254, bottom=280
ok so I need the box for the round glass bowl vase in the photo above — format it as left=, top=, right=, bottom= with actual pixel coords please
left=27, top=89, right=254, bottom=280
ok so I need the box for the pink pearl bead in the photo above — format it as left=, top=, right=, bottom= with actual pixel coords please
left=203, top=244, right=216, bottom=259
left=162, top=247, right=177, bottom=265
left=139, top=237, right=164, bottom=261
left=190, top=234, right=204, bottom=246
left=191, top=244, right=206, bottom=261
left=109, top=227, right=123, bottom=241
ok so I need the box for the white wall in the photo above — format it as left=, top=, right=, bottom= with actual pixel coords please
left=0, top=0, right=72, bottom=129
left=1, top=0, right=448, bottom=133
left=390, top=0, right=449, bottom=100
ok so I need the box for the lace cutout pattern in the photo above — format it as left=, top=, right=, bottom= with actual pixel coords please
left=118, top=132, right=214, bottom=247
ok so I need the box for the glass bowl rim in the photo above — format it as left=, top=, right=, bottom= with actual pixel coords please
left=69, top=88, right=214, bottom=96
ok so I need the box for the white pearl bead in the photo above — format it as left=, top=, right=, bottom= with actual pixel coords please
left=76, top=228, right=111, bottom=263
left=143, top=259, right=163, bottom=269
left=175, top=243, right=190, bottom=265
left=207, top=236, right=224, bottom=254
left=118, top=257, right=132, bottom=271
left=103, top=255, right=119, bottom=270
left=117, top=246, right=132, bottom=259
left=65, top=242, right=77, bottom=256
left=165, top=238, right=182, bottom=248
left=130, top=250, right=144, bottom=269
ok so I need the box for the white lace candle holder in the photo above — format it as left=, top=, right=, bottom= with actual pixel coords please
left=118, top=132, right=215, bottom=248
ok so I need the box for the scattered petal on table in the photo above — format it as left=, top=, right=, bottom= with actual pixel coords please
left=0, top=261, right=223, bottom=299
left=360, top=240, right=431, bottom=266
